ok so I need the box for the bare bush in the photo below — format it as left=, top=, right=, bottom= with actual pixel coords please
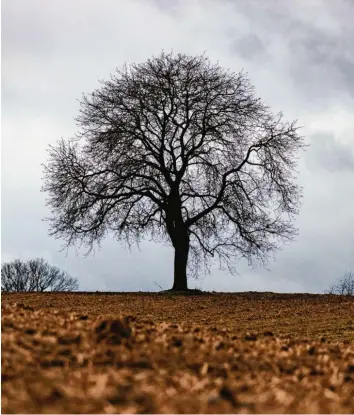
left=1, top=258, right=79, bottom=292
left=325, top=271, right=354, bottom=295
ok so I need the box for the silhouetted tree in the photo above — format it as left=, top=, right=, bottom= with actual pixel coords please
left=325, top=272, right=354, bottom=295
left=1, top=258, right=79, bottom=292
left=43, top=52, right=305, bottom=291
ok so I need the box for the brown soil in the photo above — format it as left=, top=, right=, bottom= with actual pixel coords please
left=1, top=292, right=354, bottom=413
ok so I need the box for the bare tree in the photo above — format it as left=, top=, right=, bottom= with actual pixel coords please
left=1, top=258, right=79, bottom=292
left=42, top=52, right=305, bottom=291
left=1, top=260, right=30, bottom=292
left=325, top=272, right=354, bottom=295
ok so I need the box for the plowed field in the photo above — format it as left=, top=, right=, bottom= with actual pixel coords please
left=1, top=292, right=354, bottom=413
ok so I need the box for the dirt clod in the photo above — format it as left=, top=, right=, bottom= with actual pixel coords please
left=219, top=385, right=237, bottom=405
left=94, top=318, right=131, bottom=345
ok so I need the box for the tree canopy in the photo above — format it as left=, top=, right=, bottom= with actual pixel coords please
left=43, top=52, right=305, bottom=290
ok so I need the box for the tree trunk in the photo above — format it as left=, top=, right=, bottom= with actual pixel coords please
left=166, top=190, right=190, bottom=291
left=172, top=242, right=189, bottom=291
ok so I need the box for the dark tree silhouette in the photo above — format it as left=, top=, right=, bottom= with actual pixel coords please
left=1, top=258, right=79, bottom=292
left=325, top=272, right=354, bottom=295
left=42, top=52, right=305, bottom=291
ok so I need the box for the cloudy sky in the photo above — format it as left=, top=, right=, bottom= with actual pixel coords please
left=2, top=0, right=354, bottom=293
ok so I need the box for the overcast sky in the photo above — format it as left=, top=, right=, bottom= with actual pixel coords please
left=2, top=0, right=354, bottom=293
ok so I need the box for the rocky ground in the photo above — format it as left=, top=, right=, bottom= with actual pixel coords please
left=1, top=291, right=354, bottom=413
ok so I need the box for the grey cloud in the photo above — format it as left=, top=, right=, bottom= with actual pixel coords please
left=288, top=30, right=354, bottom=102
left=227, top=0, right=354, bottom=106
left=230, top=34, right=267, bottom=62
left=306, top=134, right=354, bottom=173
